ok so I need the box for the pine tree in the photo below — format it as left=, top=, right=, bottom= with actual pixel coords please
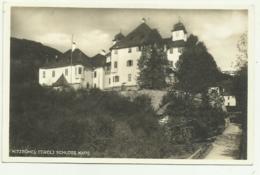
left=137, top=44, right=169, bottom=89
left=175, top=34, right=221, bottom=94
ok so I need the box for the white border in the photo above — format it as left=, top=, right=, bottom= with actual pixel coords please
left=1, top=1, right=255, bottom=165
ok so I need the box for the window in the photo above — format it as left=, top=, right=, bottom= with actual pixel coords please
left=169, top=61, right=173, bottom=67
left=114, top=76, right=119, bottom=82
left=127, top=60, right=133, bottom=67
left=87, top=83, right=90, bottom=89
left=114, top=49, right=118, bottom=55
left=43, top=71, right=45, bottom=78
left=65, top=69, right=68, bottom=76
left=128, top=47, right=132, bottom=53
left=52, top=70, right=55, bottom=77
left=94, top=83, right=96, bottom=88
left=136, top=46, right=142, bottom=52
left=109, top=78, right=111, bottom=84
left=78, top=67, right=82, bottom=74
left=128, top=74, right=132, bottom=82
left=94, top=71, right=97, bottom=78
left=114, top=61, right=118, bottom=69
left=169, top=48, right=173, bottom=54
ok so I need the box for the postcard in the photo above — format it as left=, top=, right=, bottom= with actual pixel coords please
left=2, top=1, right=254, bottom=164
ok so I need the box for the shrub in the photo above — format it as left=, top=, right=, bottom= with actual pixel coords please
left=10, top=85, right=166, bottom=158
left=162, top=91, right=226, bottom=143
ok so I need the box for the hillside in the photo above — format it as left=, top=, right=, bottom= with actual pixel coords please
left=120, top=90, right=167, bottom=110
left=10, top=37, right=62, bottom=86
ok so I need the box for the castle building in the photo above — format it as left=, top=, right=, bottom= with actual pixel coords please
left=39, top=49, right=94, bottom=89
left=38, top=20, right=188, bottom=90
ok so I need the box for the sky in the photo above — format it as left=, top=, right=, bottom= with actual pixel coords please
left=11, top=7, right=248, bottom=71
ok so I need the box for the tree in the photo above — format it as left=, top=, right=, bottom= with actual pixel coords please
left=236, top=32, right=248, bottom=68
left=137, top=44, right=169, bottom=89
left=233, top=32, right=248, bottom=159
left=175, top=34, right=221, bottom=94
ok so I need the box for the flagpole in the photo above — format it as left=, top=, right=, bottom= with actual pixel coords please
left=70, top=34, right=73, bottom=84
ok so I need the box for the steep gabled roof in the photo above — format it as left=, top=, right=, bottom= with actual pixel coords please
left=91, top=54, right=107, bottom=68
left=111, top=23, right=163, bottom=49
left=52, top=74, right=69, bottom=87
left=41, top=48, right=91, bottom=69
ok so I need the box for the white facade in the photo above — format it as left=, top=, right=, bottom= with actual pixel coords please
left=108, top=46, right=141, bottom=89
left=167, top=47, right=183, bottom=68
left=172, top=30, right=187, bottom=42
left=224, top=96, right=236, bottom=107
left=39, top=22, right=188, bottom=90
left=39, top=64, right=92, bottom=88
left=167, top=30, right=187, bottom=68
left=93, top=67, right=105, bottom=89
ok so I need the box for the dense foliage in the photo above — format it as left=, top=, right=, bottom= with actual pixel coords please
left=10, top=85, right=169, bottom=158
left=9, top=37, right=229, bottom=159
left=137, top=44, right=169, bottom=89
left=175, top=35, right=223, bottom=94
left=161, top=91, right=226, bottom=144
left=233, top=33, right=248, bottom=159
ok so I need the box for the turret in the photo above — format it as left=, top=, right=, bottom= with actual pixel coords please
left=171, top=22, right=187, bottom=41
left=112, top=32, right=125, bottom=45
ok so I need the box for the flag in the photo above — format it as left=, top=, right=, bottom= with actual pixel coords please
left=72, top=41, right=76, bottom=52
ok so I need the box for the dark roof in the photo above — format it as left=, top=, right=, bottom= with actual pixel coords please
left=111, top=23, right=163, bottom=49
left=172, top=22, right=187, bottom=33
left=52, top=74, right=69, bottom=87
left=91, top=54, right=107, bottom=68
left=105, top=51, right=111, bottom=57
left=163, top=38, right=186, bottom=48
left=41, top=48, right=91, bottom=69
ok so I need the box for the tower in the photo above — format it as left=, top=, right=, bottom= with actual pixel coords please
left=112, top=32, right=125, bottom=45
left=171, top=22, right=187, bottom=41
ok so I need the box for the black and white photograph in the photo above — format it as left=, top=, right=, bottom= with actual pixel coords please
left=2, top=4, right=252, bottom=164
